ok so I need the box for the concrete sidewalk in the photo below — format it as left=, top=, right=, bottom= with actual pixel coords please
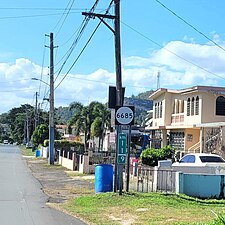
left=25, top=158, right=95, bottom=204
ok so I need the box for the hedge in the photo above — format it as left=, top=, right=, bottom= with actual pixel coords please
left=43, top=139, right=84, bottom=152
left=140, top=145, right=175, bottom=167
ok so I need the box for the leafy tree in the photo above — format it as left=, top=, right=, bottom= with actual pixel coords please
left=31, top=124, right=49, bottom=147
left=6, top=104, right=34, bottom=144
left=31, top=123, right=62, bottom=147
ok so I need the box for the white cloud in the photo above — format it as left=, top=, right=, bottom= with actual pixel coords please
left=1, top=38, right=225, bottom=113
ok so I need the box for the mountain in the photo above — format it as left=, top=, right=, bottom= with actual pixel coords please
left=124, top=91, right=153, bottom=125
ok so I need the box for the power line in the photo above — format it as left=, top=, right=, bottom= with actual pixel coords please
left=121, top=21, right=225, bottom=81
left=39, top=36, right=48, bottom=98
left=55, top=22, right=102, bottom=90
left=53, top=0, right=75, bottom=37
left=0, top=88, right=36, bottom=92
left=54, top=0, right=100, bottom=82
left=0, top=7, right=104, bottom=11
left=154, top=0, right=225, bottom=53
left=61, top=73, right=156, bottom=89
left=55, top=0, right=113, bottom=89
left=0, top=12, right=80, bottom=20
left=0, top=78, right=31, bottom=83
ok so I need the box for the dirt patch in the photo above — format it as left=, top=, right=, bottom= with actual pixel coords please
left=26, top=158, right=94, bottom=203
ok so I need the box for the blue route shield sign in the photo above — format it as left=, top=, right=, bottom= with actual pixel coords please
left=118, top=133, right=127, bottom=164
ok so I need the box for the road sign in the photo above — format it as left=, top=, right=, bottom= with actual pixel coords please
left=115, top=106, right=135, bottom=125
left=118, top=155, right=126, bottom=164
left=118, top=133, right=127, bottom=164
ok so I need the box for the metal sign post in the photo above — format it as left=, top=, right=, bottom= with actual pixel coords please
left=115, top=106, right=135, bottom=195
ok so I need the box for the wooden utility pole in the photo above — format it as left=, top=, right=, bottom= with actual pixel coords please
left=49, top=32, right=55, bottom=165
left=114, top=0, right=124, bottom=195
left=34, top=91, right=38, bottom=129
left=82, top=0, right=123, bottom=194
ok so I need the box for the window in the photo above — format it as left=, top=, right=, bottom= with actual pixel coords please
left=157, top=102, right=160, bottom=118
left=199, top=156, right=225, bottom=163
left=195, top=96, right=199, bottom=115
left=179, top=155, right=195, bottom=163
left=179, top=100, right=184, bottom=113
left=191, top=97, right=195, bottom=115
left=216, top=96, right=225, bottom=116
left=187, top=98, right=190, bottom=116
left=160, top=102, right=162, bottom=118
left=154, top=103, right=157, bottom=119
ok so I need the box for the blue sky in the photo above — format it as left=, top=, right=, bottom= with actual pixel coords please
left=1, top=0, right=225, bottom=113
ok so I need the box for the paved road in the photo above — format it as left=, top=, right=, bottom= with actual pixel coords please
left=0, top=144, right=87, bottom=225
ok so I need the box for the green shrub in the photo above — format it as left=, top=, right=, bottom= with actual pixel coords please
left=140, top=145, right=175, bottom=167
left=43, top=139, right=84, bottom=153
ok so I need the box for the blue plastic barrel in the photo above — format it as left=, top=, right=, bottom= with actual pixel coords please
left=35, top=150, right=41, bottom=157
left=95, top=164, right=113, bottom=193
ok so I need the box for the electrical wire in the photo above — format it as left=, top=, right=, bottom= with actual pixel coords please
left=55, top=0, right=113, bottom=89
left=59, top=73, right=157, bottom=89
left=121, top=21, right=225, bottom=81
left=0, top=12, right=80, bottom=20
left=0, top=88, right=36, bottom=92
left=39, top=36, right=47, bottom=97
left=54, top=22, right=102, bottom=90
left=53, top=0, right=76, bottom=38
left=54, top=0, right=100, bottom=82
left=154, top=0, right=225, bottom=53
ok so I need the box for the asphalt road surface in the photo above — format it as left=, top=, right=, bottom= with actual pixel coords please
left=0, top=144, right=87, bottom=225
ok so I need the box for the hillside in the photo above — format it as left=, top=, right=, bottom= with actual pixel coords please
left=55, top=91, right=154, bottom=125
left=124, top=91, right=153, bottom=125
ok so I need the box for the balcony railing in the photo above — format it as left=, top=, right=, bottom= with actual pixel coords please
left=171, top=113, right=184, bottom=124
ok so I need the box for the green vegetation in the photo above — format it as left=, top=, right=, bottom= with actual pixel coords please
left=61, top=192, right=225, bottom=225
left=67, top=101, right=111, bottom=151
left=140, top=145, right=175, bottom=166
left=20, top=145, right=35, bottom=157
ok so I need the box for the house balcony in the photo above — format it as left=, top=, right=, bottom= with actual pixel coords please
left=171, top=113, right=184, bottom=125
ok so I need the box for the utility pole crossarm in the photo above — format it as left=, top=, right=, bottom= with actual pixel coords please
left=82, top=12, right=115, bottom=34
left=82, top=12, right=115, bottom=20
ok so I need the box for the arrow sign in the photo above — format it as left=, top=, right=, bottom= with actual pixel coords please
left=118, top=133, right=127, bottom=164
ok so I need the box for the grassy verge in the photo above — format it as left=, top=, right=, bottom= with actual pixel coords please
left=19, top=145, right=35, bottom=157
left=61, top=192, right=225, bottom=225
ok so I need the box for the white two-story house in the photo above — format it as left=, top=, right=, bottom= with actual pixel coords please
left=148, top=86, right=225, bottom=158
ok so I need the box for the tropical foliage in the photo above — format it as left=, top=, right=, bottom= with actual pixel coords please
left=140, top=146, right=175, bottom=166
left=67, top=101, right=111, bottom=151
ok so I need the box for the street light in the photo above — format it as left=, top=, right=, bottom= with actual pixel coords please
left=31, top=77, right=49, bottom=86
left=31, top=76, right=55, bottom=165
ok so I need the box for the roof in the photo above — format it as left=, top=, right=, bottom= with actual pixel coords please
left=149, top=85, right=225, bottom=100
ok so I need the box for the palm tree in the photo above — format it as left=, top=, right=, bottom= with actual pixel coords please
left=68, top=101, right=111, bottom=151
left=68, top=102, right=90, bottom=151
left=91, top=102, right=111, bottom=151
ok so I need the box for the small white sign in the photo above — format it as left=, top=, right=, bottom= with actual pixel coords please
left=115, top=106, right=134, bottom=125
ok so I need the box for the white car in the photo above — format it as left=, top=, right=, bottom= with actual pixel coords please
left=172, top=153, right=225, bottom=167
left=3, top=140, right=8, bottom=144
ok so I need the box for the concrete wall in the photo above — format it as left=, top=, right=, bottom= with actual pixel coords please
left=178, top=173, right=225, bottom=199
left=58, top=151, right=76, bottom=171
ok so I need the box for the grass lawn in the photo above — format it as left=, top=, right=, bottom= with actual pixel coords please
left=61, top=192, right=225, bottom=225
left=20, top=145, right=35, bottom=157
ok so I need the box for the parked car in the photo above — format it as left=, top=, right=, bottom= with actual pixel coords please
left=3, top=140, right=8, bottom=144
left=26, top=142, right=33, bottom=149
left=172, top=153, right=225, bottom=167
